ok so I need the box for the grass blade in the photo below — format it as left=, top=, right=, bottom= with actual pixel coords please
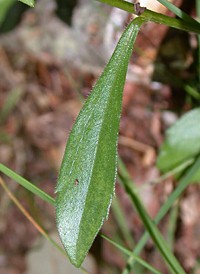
left=0, top=177, right=91, bottom=274
left=0, top=176, right=63, bottom=255
left=156, top=0, right=199, bottom=26
left=0, top=164, right=162, bottom=272
left=97, top=0, right=200, bottom=34
left=112, top=196, right=135, bottom=248
left=120, top=174, right=186, bottom=274
left=167, top=202, right=179, bottom=250
left=0, top=163, right=55, bottom=206
left=101, top=233, right=162, bottom=274
left=0, top=159, right=188, bottom=273
left=121, top=154, right=200, bottom=273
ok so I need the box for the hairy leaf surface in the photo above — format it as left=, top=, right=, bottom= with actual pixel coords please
left=56, top=20, right=141, bottom=267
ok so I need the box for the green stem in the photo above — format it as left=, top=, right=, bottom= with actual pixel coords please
left=156, top=0, right=199, bottom=25
left=137, top=158, right=194, bottom=193
left=97, top=0, right=200, bottom=34
left=0, top=163, right=55, bottom=206
left=122, top=179, right=186, bottom=274
left=167, top=201, right=179, bottom=250
left=0, top=163, right=158, bottom=272
left=112, top=196, right=135, bottom=248
left=121, top=154, right=200, bottom=273
left=0, top=176, right=91, bottom=274
left=100, top=233, right=162, bottom=274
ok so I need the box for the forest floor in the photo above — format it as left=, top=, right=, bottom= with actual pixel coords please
left=0, top=1, right=200, bottom=274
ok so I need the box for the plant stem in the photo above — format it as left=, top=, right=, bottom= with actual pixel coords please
left=0, top=163, right=55, bottom=206
left=118, top=174, right=186, bottom=274
left=112, top=196, right=135, bottom=248
left=137, top=158, right=194, bottom=193
left=0, top=177, right=90, bottom=274
left=97, top=0, right=200, bottom=34
left=121, top=154, right=200, bottom=273
left=156, top=0, right=199, bottom=25
left=0, top=167, right=161, bottom=273
left=167, top=201, right=179, bottom=250
left=100, top=233, right=162, bottom=274
left=0, top=177, right=64, bottom=255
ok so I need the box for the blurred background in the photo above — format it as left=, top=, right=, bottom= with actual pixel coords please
left=0, top=0, right=200, bottom=273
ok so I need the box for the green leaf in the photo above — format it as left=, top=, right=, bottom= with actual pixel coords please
left=0, top=0, right=16, bottom=24
left=156, top=0, right=199, bottom=26
left=18, top=0, right=34, bottom=7
left=157, top=108, right=200, bottom=172
left=56, top=19, right=142, bottom=267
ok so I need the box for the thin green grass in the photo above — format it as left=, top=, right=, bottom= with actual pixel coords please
left=136, top=158, right=194, bottom=193
left=184, top=85, right=200, bottom=100
left=156, top=0, right=199, bottom=26
left=0, top=163, right=161, bottom=274
left=1, top=149, right=199, bottom=274
left=0, top=177, right=91, bottom=274
left=167, top=202, right=179, bottom=250
left=97, top=0, right=200, bottom=34
left=1, top=1, right=200, bottom=271
left=119, top=173, right=186, bottom=274
left=0, top=163, right=55, bottom=206
left=112, top=196, right=135, bottom=249
left=121, top=154, right=200, bottom=273
left=101, top=233, right=162, bottom=274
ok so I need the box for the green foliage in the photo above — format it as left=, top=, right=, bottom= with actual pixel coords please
left=157, top=108, right=200, bottom=172
left=0, top=164, right=55, bottom=206
left=156, top=0, right=200, bottom=26
left=101, top=234, right=162, bottom=274
left=0, top=0, right=76, bottom=33
left=55, top=19, right=141, bottom=267
left=98, top=0, right=200, bottom=33
left=122, top=179, right=186, bottom=274
left=18, top=0, right=34, bottom=7
left=0, top=0, right=16, bottom=24
left=121, top=155, right=200, bottom=273
left=0, top=162, right=161, bottom=274
left=0, top=1, right=30, bottom=33
left=1, top=0, right=200, bottom=273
